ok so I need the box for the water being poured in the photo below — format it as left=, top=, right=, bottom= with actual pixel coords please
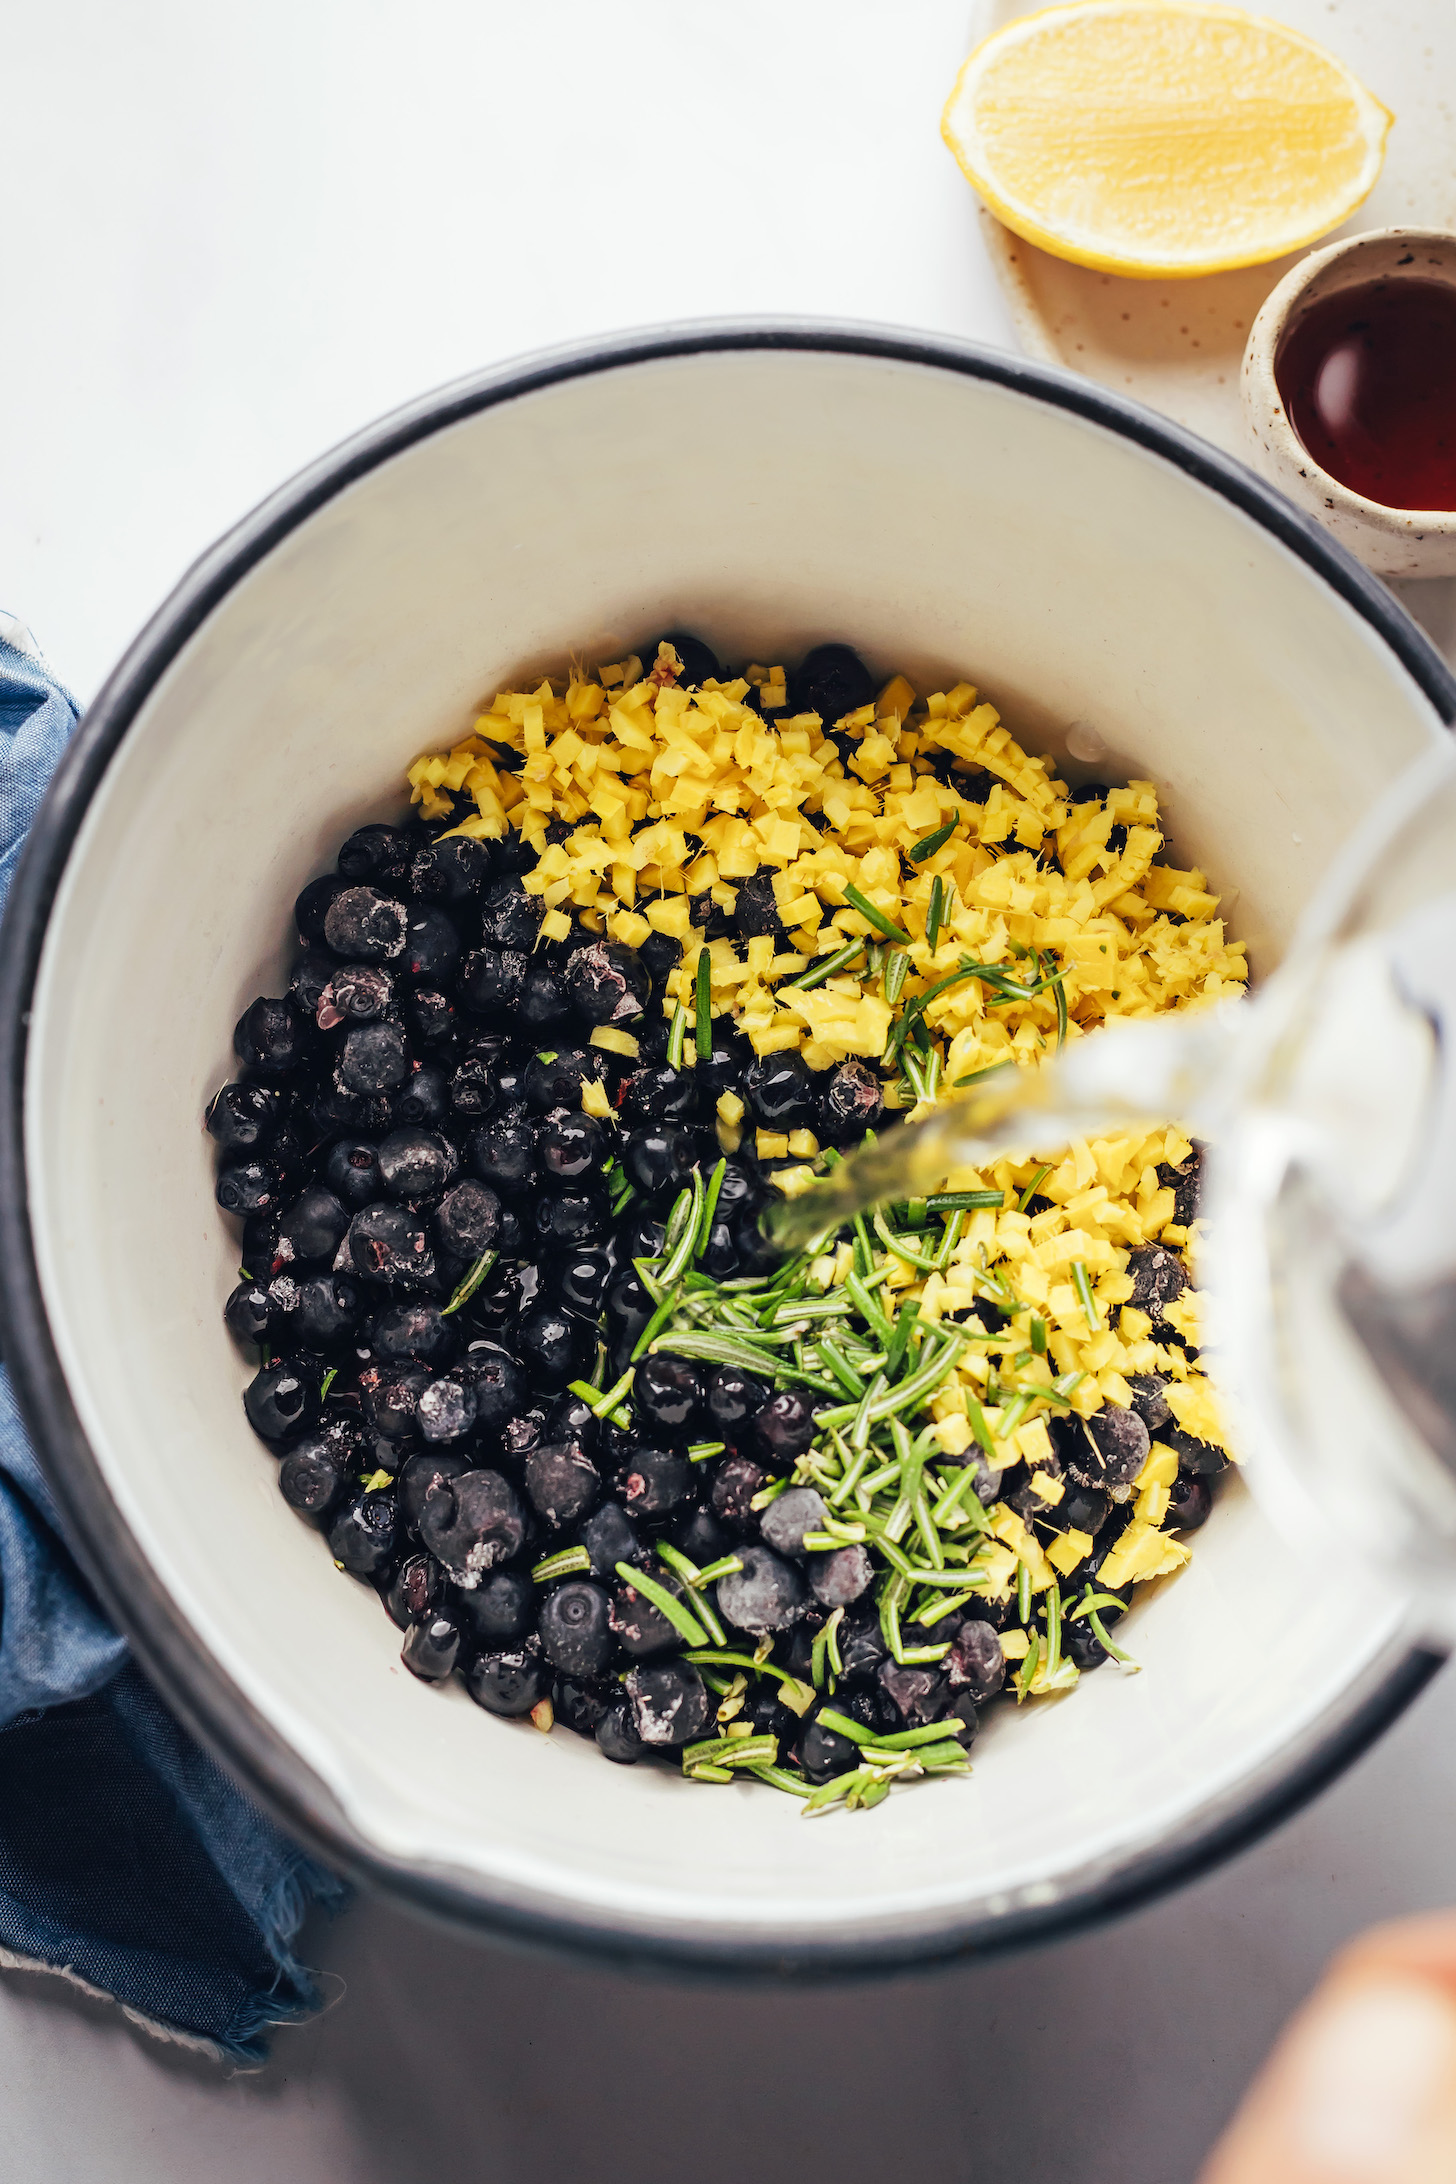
left=765, top=740, right=1456, bottom=1637
left=764, top=1008, right=1243, bottom=1253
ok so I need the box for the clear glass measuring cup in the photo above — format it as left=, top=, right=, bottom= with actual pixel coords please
left=768, top=739, right=1456, bottom=1633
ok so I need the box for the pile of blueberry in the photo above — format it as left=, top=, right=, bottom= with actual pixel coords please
left=210, top=762, right=916, bottom=1774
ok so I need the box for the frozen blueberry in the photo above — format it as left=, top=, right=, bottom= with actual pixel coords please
left=878, top=1660, right=949, bottom=1729
left=224, top=1279, right=272, bottom=1346
left=798, top=1707, right=861, bottom=1784
left=817, top=1058, right=884, bottom=1144
left=624, top=1660, right=710, bottom=1747
left=525, top=1441, right=600, bottom=1529
left=1165, top=1425, right=1229, bottom=1478
left=377, top=1127, right=457, bottom=1201
left=459, top=1342, right=527, bottom=1436
left=206, top=1081, right=282, bottom=1154
left=618, top=1067, right=695, bottom=1126
left=1159, top=1143, right=1204, bottom=1228
left=243, top=1358, right=319, bottom=1442
left=524, top=1047, right=605, bottom=1114
left=338, top=824, right=412, bottom=885
left=346, top=1204, right=436, bottom=1287
left=1127, top=1245, right=1188, bottom=1322
left=1059, top=1480, right=1110, bottom=1539
left=478, top=878, right=543, bottom=951
left=291, top=1273, right=362, bottom=1347
left=633, top=1355, right=704, bottom=1442
left=396, top=1062, right=449, bottom=1126
left=452, top=1567, right=535, bottom=1646
left=538, top=1110, right=608, bottom=1183
left=730, top=872, right=789, bottom=945
left=789, top=642, right=875, bottom=725
left=294, top=872, right=349, bottom=948
left=318, top=962, right=394, bottom=1027
left=458, top=947, right=528, bottom=1018
left=743, top=1051, right=815, bottom=1130
left=410, top=834, right=490, bottom=905
left=519, top=963, right=573, bottom=1036
left=545, top=1390, right=600, bottom=1454
left=754, top=1391, right=816, bottom=1464
left=417, top=1376, right=477, bottom=1443
left=324, top=885, right=409, bottom=962
left=403, top=986, right=457, bottom=1048
left=546, top=1244, right=616, bottom=1319
left=277, top=1184, right=350, bottom=1264
left=234, top=996, right=309, bottom=1078
left=946, top=1618, right=1005, bottom=1703
left=323, top=1139, right=384, bottom=1210
left=401, top=1610, right=464, bottom=1682
left=1166, top=1473, right=1213, bottom=1529
left=553, top=1677, right=610, bottom=1740
left=534, top=1189, right=609, bottom=1251
left=1083, top=1403, right=1151, bottom=1489
left=617, top=1444, right=694, bottom=1518
left=370, top=1300, right=456, bottom=1366
left=596, top=1693, right=648, bottom=1764
left=360, top=1361, right=431, bottom=1441
left=433, top=1180, right=501, bottom=1262
left=760, top=1485, right=828, bottom=1559
left=419, top=1467, right=528, bottom=1583
left=1127, top=1373, right=1173, bottom=1432
left=716, top=1543, right=808, bottom=1633
left=517, top=1303, right=591, bottom=1390
left=707, top=1364, right=771, bottom=1443
left=403, top=907, right=462, bottom=985
left=694, top=1027, right=754, bottom=1099
left=386, top=1552, right=444, bottom=1630
left=396, top=1449, right=473, bottom=1533
left=338, top=1023, right=409, bottom=1097
left=807, top=1543, right=873, bottom=1608
left=710, top=1454, right=766, bottom=1533
left=278, top=1437, right=348, bottom=1524
left=464, top=1643, right=551, bottom=1717
left=833, top=1600, right=888, bottom=1680
left=467, top=1112, right=537, bottom=1193
left=328, top=1489, right=398, bottom=1577
left=291, top=952, right=336, bottom=1016
left=622, top=1124, right=697, bottom=1201
left=538, top=1580, right=615, bottom=1679
left=216, top=1158, right=285, bottom=1218
left=565, top=939, right=650, bottom=1028
left=581, top=1501, right=641, bottom=1579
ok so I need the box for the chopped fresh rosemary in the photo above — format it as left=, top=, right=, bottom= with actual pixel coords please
left=442, top=1248, right=497, bottom=1316
left=694, top=946, right=713, bottom=1059
left=843, top=884, right=911, bottom=946
left=909, top=812, right=960, bottom=862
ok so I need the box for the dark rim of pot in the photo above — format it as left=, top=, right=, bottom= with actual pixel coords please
left=0, top=319, right=1452, bottom=1976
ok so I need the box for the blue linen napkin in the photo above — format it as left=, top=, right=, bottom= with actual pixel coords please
left=0, top=619, right=346, bottom=2061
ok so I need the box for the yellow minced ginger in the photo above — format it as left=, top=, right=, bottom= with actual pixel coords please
left=406, top=647, right=1244, bottom=1597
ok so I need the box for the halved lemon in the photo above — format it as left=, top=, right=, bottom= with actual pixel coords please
left=942, top=0, right=1393, bottom=279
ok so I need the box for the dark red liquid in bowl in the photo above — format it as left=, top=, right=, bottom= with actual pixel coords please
left=1276, top=278, right=1456, bottom=512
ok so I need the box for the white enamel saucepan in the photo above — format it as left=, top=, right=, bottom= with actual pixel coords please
left=1, top=324, right=1452, bottom=1970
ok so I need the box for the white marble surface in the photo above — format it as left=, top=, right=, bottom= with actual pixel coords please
left=3, top=4, right=1455, bottom=2178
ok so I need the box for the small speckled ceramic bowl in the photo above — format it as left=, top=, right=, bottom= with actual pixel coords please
left=1242, top=228, right=1456, bottom=578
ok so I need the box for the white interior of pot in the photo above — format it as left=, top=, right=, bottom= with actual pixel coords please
left=25, top=347, right=1444, bottom=1951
